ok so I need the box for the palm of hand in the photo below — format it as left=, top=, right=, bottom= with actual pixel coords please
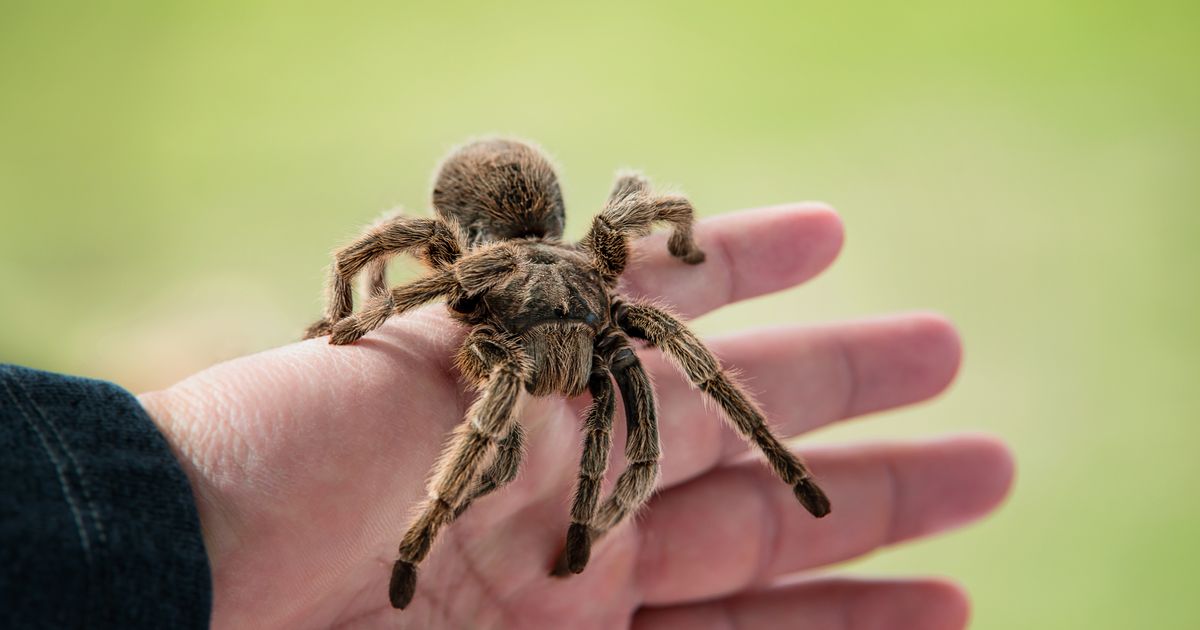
left=140, top=205, right=1012, bottom=629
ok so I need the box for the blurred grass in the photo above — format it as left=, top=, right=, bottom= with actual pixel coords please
left=1, top=1, right=1197, bottom=627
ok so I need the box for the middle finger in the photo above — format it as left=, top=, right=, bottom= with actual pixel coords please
left=633, top=434, right=1013, bottom=606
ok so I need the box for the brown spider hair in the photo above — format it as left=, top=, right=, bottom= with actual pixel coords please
left=304, top=138, right=830, bottom=610
left=433, top=138, right=566, bottom=245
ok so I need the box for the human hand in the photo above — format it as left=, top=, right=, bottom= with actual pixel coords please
left=139, top=203, right=1013, bottom=629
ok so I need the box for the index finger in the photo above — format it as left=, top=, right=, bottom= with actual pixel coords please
left=620, top=203, right=844, bottom=319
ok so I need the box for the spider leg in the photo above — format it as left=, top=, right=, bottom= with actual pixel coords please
left=452, top=423, right=525, bottom=519
left=390, top=360, right=524, bottom=609
left=553, top=335, right=659, bottom=573
left=580, top=171, right=705, bottom=284
left=328, top=271, right=459, bottom=345
left=607, top=171, right=651, bottom=204
left=329, top=245, right=524, bottom=345
left=446, top=325, right=534, bottom=518
left=365, top=257, right=390, bottom=299
left=550, top=354, right=616, bottom=576
left=593, top=343, right=659, bottom=532
left=304, top=213, right=462, bottom=339
left=615, top=300, right=831, bottom=518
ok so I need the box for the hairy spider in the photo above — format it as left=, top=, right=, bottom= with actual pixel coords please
left=303, top=138, right=831, bottom=610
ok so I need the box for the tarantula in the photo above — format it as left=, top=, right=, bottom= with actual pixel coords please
left=303, top=138, right=831, bottom=610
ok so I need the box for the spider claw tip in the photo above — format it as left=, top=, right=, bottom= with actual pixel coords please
left=564, top=522, right=592, bottom=573
left=794, top=479, right=832, bottom=518
left=389, top=560, right=417, bottom=609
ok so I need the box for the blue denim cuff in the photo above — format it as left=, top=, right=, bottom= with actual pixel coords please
left=0, top=365, right=212, bottom=629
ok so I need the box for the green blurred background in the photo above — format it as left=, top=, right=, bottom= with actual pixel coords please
left=1, top=1, right=1196, bottom=627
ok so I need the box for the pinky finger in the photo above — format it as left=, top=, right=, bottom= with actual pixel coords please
left=632, top=577, right=970, bottom=630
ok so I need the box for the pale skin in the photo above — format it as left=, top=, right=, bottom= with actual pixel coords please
left=139, top=203, right=1014, bottom=629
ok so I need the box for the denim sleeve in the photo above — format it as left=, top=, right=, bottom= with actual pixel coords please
left=0, top=365, right=212, bottom=629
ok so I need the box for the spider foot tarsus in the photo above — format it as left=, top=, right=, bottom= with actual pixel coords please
left=668, top=234, right=706, bottom=265
left=303, top=318, right=333, bottom=339
left=677, top=249, right=706, bottom=265
left=389, top=559, right=418, bottom=609
left=550, top=523, right=594, bottom=577
left=794, top=478, right=831, bottom=518
left=565, top=522, right=592, bottom=573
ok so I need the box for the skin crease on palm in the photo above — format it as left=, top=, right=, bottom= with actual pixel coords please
left=138, top=203, right=1015, bottom=630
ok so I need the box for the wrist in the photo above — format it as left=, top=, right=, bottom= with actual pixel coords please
left=138, top=388, right=237, bottom=574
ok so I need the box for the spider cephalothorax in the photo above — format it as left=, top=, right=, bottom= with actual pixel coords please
left=304, top=138, right=831, bottom=610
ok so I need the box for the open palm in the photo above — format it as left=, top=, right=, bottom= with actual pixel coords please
left=139, top=204, right=1013, bottom=629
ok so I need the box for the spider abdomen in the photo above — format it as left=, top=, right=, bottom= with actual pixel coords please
left=432, top=138, right=566, bottom=246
